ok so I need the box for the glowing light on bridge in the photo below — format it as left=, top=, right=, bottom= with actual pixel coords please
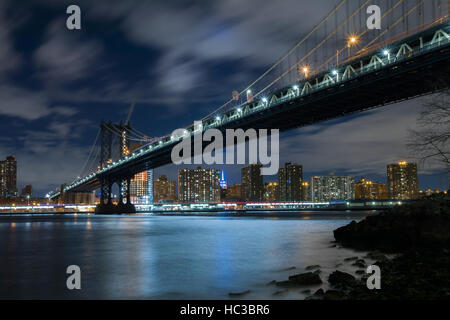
left=348, top=35, right=358, bottom=46
left=302, top=66, right=309, bottom=78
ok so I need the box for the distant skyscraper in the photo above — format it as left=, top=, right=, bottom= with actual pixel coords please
left=21, top=185, right=33, bottom=198
left=310, top=173, right=354, bottom=201
left=0, top=156, right=17, bottom=198
left=241, top=164, right=264, bottom=201
left=128, top=145, right=153, bottom=204
left=220, top=170, right=227, bottom=189
left=354, top=177, right=387, bottom=200
left=301, top=181, right=311, bottom=201
left=387, top=161, right=419, bottom=200
left=130, top=171, right=148, bottom=199
left=264, top=182, right=280, bottom=202
left=278, top=163, right=303, bottom=201
left=154, top=175, right=177, bottom=202
left=178, top=167, right=220, bottom=203
left=225, top=184, right=243, bottom=201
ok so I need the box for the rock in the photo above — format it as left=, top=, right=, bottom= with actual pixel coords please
left=313, top=288, right=325, bottom=296
left=229, top=290, right=250, bottom=297
left=335, top=263, right=343, bottom=268
left=272, top=290, right=287, bottom=296
left=355, top=269, right=365, bottom=275
left=365, top=251, right=388, bottom=262
left=288, top=272, right=323, bottom=285
left=344, top=256, right=359, bottom=262
left=301, top=289, right=311, bottom=294
left=324, top=289, right=345, bottom=300
left=313, top=269, right=321, bottom=275
left=276, top=266, right=296, bottom=271
left=305, top=288, right=325, bottom=300
left=352, top=259, right=366, bottom=268
left=328, top=270, right=357, bottom=288
left=333, top=199, right=450, bottom=251
left=305, top=264, right=321, bottom=271
left=275, top=280, right=296, bottom=287
left=266, top=280, right=277, bottom=285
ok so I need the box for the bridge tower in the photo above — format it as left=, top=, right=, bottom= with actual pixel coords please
left=96, top=121, right=136, bottom=214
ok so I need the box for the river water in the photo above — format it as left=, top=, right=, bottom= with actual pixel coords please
left=0, top=212, right=375, bottom=299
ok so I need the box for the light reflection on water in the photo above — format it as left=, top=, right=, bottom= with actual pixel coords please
left=0, top=212, right=372, bottom=299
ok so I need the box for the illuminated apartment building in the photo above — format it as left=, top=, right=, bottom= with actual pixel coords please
left=354, top=177, right=387, bottom=200
left=241, top=164, right=264, bottom=201
left=278, top=163, right=303, bottom=201
left=154, top=175, right=177, bottom=202
left=387, top=161, right=419, bottom=200
left=310, top=173, right=354, bottom=201
left=0, top=156, right=17, bottom=198
left=264, top=182, right=280, bottom=202
left=178, top=167, right=220, bottom=203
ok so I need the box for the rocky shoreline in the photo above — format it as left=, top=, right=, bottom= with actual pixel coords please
left=266, top=197, right=450, bottom=300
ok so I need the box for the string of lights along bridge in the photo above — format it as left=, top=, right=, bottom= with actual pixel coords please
left=49, top=0, right=450, bottom=214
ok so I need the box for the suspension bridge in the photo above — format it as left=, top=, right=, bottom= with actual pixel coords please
left=48, top=0, right=450, bottom=213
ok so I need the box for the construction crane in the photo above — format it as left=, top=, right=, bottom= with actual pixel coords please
left=126, top=95, right=137, bottom=125
left=124, top=96, right=158, bottom=145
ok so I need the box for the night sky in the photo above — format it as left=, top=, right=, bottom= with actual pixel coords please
left=0, top=0, right=448, bottom=196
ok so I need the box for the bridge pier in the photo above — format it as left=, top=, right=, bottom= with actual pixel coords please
left=95, top=177, right=136, bottom=214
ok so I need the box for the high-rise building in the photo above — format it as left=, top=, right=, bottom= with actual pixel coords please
left=154, top=175, right=177, bottom=202
left=130, top=171, right=148, bottom=199
left=264, top=182, right=280, bottom=202
left=0, top=156, right=17, bottom=198
left=178, top=167, right=220, bottom=203
left=354, top=177, right=387, bottom=200
left=225, top=184, right=242, bottom=201
left=387, top=161, right=419, bottom=200
left=310, top=173, right=354, bottom=201
left=220, top=170, right=227, bottom=189
left=21, top=185, right=33, bottom=198
left=278, top=163, right=303, bottom=201
left=301, top=181, right=311, bottom=201
left=219, top=170, right=228, bottom=200
left=241, top=164, right=264, bottom=201
left=128, top=144, right=153, bottom=204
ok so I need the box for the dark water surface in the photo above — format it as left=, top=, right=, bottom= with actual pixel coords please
left=0, top=212, right=374, bottom=299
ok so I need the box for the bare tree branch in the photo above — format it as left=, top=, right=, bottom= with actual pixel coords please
left=407, top=85, right=450, bottom=172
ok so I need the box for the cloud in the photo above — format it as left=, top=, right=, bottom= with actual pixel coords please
left=4, top=118, right=97, bottom=194
left=33, top=19, right=103, bottom=84
left=0, top=85, right=78, bottom=120
left=0, top=0, right=24, bottom=78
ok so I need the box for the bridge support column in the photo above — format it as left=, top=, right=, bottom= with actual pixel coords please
left=126, top=178, right=131, bottom=204
left=106, top=183, right=112, bottom=205
left=118, top=181, right=124, bottom=204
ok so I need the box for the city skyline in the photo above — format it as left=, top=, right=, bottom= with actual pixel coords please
left=0, top=0, right=448, bottom=196
left=1, top=154, right=446, bottom=204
